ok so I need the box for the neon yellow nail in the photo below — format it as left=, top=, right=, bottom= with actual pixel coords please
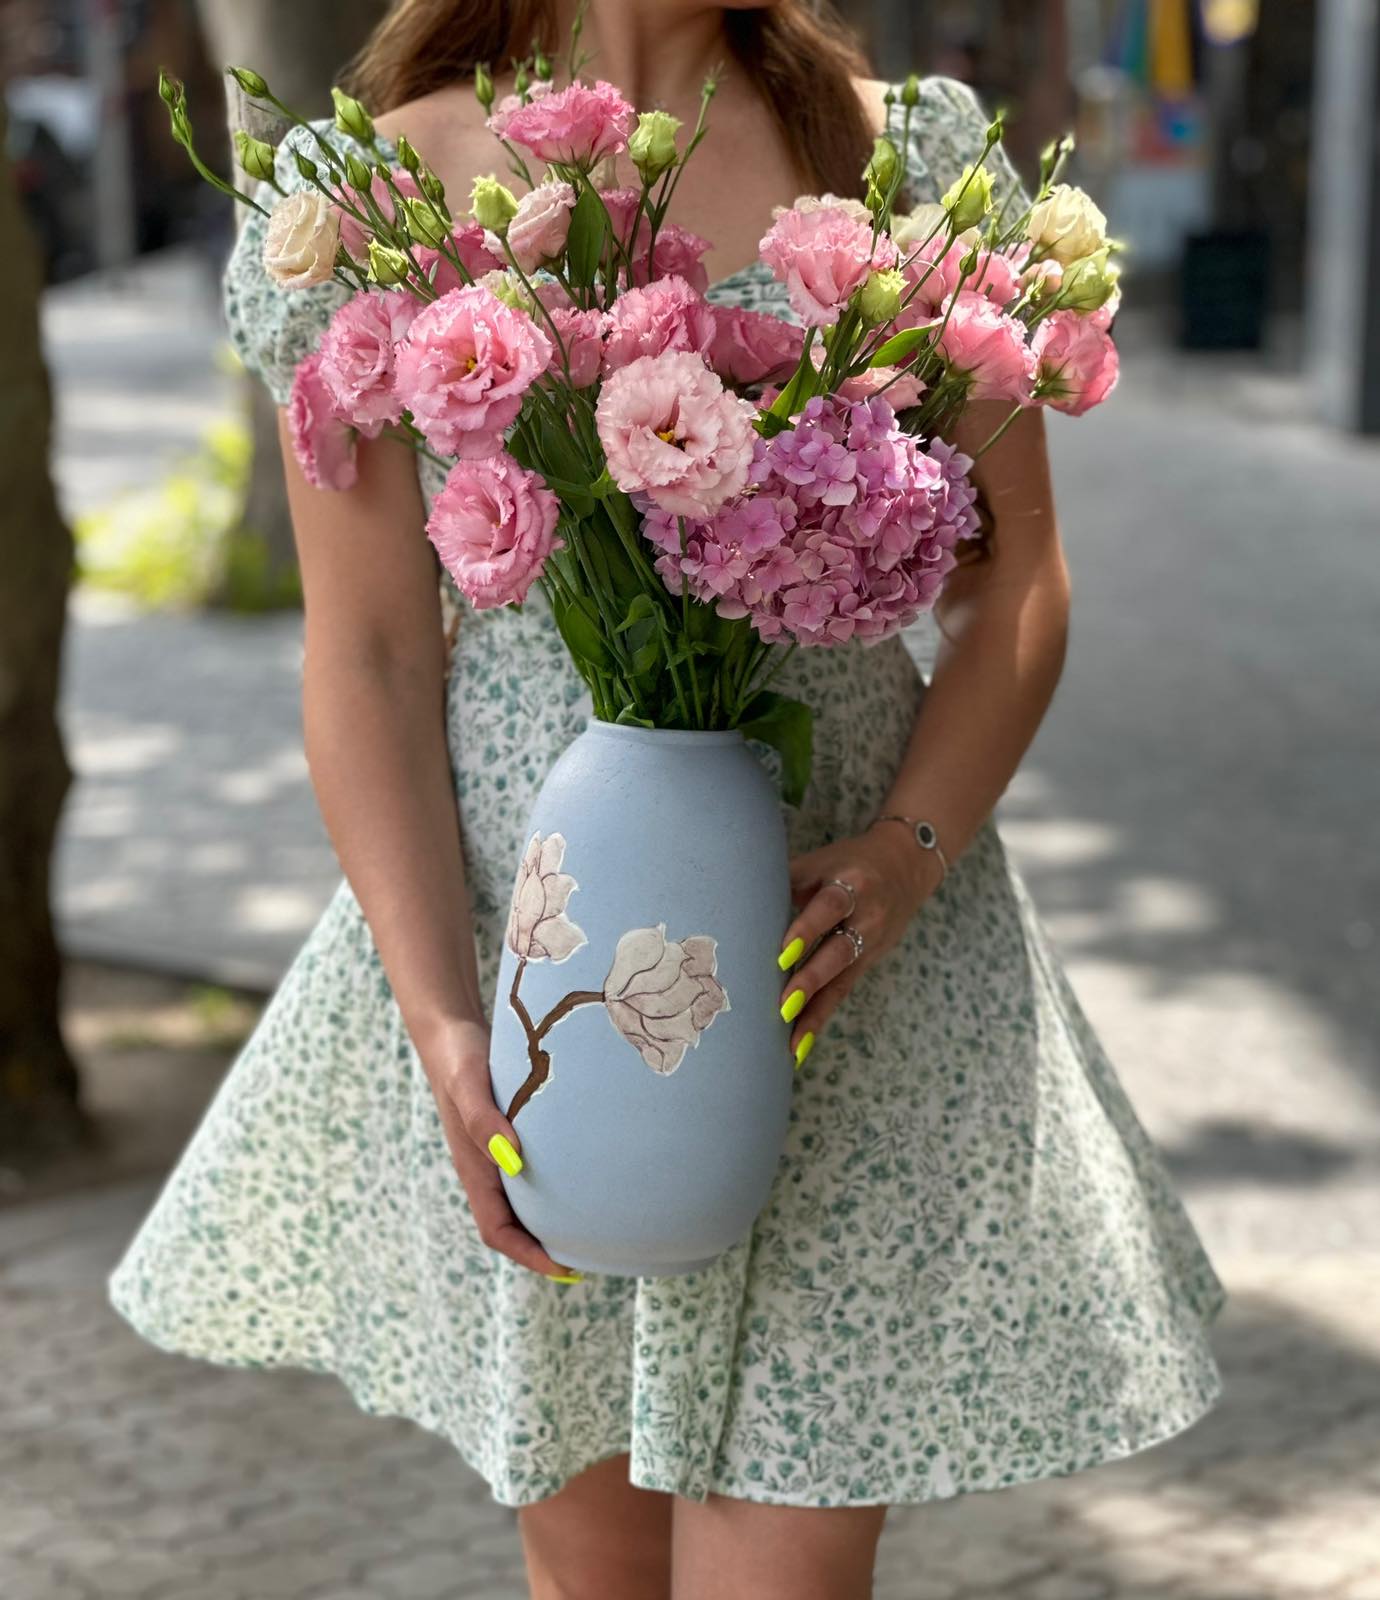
left=547, top=1272, right=584, bottom=1283
left=487, top=1132, right=523, bottom=1176
left=780, top=989, right=806, bottom=1024
left=794, top=1032, right=815, bottom=1070
left=778, top=936, right=805, bottom=971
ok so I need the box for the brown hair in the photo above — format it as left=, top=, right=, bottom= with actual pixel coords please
left=343, top=1, right=875, bottom=198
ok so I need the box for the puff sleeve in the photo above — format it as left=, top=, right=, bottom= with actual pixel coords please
left=902, top=76, right=1031, bottom=213
left=221, top=120, right=353, bottom=407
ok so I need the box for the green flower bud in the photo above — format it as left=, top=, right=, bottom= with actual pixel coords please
left=420, top=168, right=446, bottom=205
left=331, top=87, right=375, bottom=143
left=366, top=238, right=410, bottom=285
left=396, top=134, right=422, bottom=174
left=514, top=62, right=530, bottom=96
left=901, top=73, right=921, bottom=108
left=1060, top=247, right=1121, bottom=312
left=857, top=267, right=905, bottom=325
left=294, top=149, right=320, bottom=183
left=483, top=270, right=531, bottom=310
left=344, top=152, right=373, bottom=191
left=227, top=67, right=269, bottom=100
left=534, top=51, right=554, bottom=82
left=168, top=104, right=193, bottom=151
left=470, top=174, right=519, bottom=231
left=474, top=62, right=495, bottom=112
left=158, top=71, right=181, bottom=109
left=233, top=129, right=277, bottom=183
left=865, top=136, right=900, bottom=196
left=985, top=111, right=1006, bottom=145
left=628, top=110, right=682, bottom=183
left=942, top=164, right=995, bottom=233
left=400, top=196, right=449, bottom=248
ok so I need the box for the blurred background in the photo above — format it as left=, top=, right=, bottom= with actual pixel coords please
left=3, top=3, right=1378, bottom=1597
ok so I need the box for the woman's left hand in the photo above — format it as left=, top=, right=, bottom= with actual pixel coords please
left=776, top=824, right=942, bottom=1068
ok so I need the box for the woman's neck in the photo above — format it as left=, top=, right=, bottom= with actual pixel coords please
left=552, top=0, right=731, bottom=110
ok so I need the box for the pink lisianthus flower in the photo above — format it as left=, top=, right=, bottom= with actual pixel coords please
left=759, top=201, right=898, bottom=326
left=333, top=169, right=422, bottom=262
left=601, top=276, right=716, bottom=374
left=415, top=222, right=505, bottom=294
left=836, top=364, right=925, bottom=411
left=595, top=351, right=757, bottom=519
left=1031, top=311, right=1120, bottom=416
left=426, top=452, right=562, bottom=610
left=600, top=188, right=712, bottom=292
left=286, top=352, right=358, bottom=491
left=501, top=79, right=635, bottom=167
left=707, top=305, right=805, bottom=387
left=546, top=305, right=607, bottom=388
left=394, top=284, right=552, bottom=459
left=317, top=290, right=420, bottom=436
left=935, top=291, right=1038, bottom=404
left=507, top=180, right=576, bottom=272
left=894, top=238, right=1021, bottom=328
left=486, top=79, right=552, bottom=141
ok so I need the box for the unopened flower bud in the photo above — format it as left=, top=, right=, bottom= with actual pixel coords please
left=471, top=174, right=518, bottom=231
left=344, top=152, right=373, bottom=191
left=400, top=196, right=449, bottom=248
left=331, top=86, right=374, bottom=143
left=233, top=129, right=276, bottom=182
left=294, top=149, right=320, bottom=184
left=479, top=269, right=532, bottom=310
left=158, top=71, right=181, bottom=109
left=419, top=168, right=446, bottom=205
left=942, top=164, right=994, bottom=233
left=985, top=112, right=1005, bottom=145
left=366, top=238, right=410, bottom=285
left=628, top=110, right=681, bottom=183
left=227, top=67, right=269, bottom=100
left=396, top=134, right=422, bottom=174
left=901, top=73, right=921, bottom=108
left=474, top=62, right=496, bottom=111
left=514, top=62, right=529, bottom=96
left=857, top=266, right=905, bottom=325
left=865, top=136, right=900, bottom=197
left=1060, top=246, right=1121, bottom=311
left=534, top=51, right=553, bottom=82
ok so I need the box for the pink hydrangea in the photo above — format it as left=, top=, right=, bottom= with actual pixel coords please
left=286, top=352, right=357, bottom=491
left=426, top=452, right=562, bottom=610
left=601, top=188, right=711, bottom=292
left=647, top=395, right=978, bottom=646
left=507, top=180, right=576, bottom=272
left=595, top=350, right=757, bottom=519
left=1031, top=311, right=1120, bottom=416
left=394, top=284, right=552, bottom=459
left=333, top=169, right=422, bottom=261
left=546, top=305, right=606, bottom=388
left=601, top=276, right=716, bottom=374
left=935, top=291, right=1038, bottom=404
left=708, top=305, right=805, bottom=387
left=759, top=201, right=898, bottom=326
left=317, top=290, right=419, bottom=435
left=501, top=79, right=635, bottom=167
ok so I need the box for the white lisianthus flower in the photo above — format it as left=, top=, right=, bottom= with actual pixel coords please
left=1026, top=183, right=1108, bottom=267
left=263, top=191, right=340, bottom=288
left=891, top=202, right=948, bottom=251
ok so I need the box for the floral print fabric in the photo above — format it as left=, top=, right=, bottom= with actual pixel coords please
left=108, top=77, right=1224, bottom=1509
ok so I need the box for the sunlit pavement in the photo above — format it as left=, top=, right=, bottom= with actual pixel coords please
left=7, top=252, right=1376, bottom=1596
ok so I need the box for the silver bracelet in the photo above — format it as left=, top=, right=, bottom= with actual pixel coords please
left=873, top=814, right=949, bottom=885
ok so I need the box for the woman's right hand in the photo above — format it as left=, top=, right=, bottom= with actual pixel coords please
left=420, top=1017, right=582, bottom=1281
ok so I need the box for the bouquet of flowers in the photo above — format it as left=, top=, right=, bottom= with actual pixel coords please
left=161, top=32, right=1120, bottom=805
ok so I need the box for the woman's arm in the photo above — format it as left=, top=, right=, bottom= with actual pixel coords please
left=775, top=406, right=1071, bottom=1063
left=281, top=419, right=574, bottom=1278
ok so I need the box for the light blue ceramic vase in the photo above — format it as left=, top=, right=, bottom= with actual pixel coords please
left=489, top=720, right=793, bottom=1277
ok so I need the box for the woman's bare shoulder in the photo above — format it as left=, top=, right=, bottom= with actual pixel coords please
left=853, top=76, right=892, bottom=138
left=373, top=82, right=496, bottom=177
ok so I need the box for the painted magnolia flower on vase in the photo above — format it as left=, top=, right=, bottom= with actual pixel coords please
left=503, top=833, right=730, bottom=1122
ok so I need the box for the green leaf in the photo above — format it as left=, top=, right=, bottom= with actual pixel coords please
left=551, top=592, right=612, bottom=671
left=566, top=183, right=608, bottom=287
left=614, top=706, right=655, bottom=727
left=737, top=691, right=814, bottom=808
left=614, top=593, right=659, bottom=633
left=869, top=325, right=934, bottom=368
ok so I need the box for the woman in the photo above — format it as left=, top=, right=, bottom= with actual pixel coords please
left=110, top=2, right=1225, bottom=1595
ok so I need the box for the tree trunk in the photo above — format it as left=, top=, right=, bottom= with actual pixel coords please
left=0, top=107, right=84, bottom=1165
left=194, top=0, right=388, bottom=607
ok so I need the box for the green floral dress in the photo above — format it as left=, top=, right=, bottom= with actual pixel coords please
left=108, top=77, right=1224, bottom=1509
